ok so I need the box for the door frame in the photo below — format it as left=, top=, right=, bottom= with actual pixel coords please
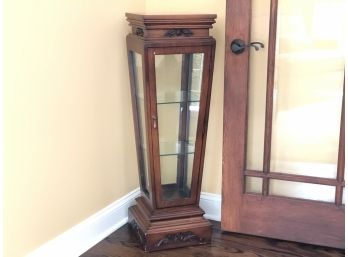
left=222, top=0, right=345, bottom=248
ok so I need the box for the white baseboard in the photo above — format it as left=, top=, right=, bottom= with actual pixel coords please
left=26, top=189, right=221, bottom=257
left=200, top=192, right=222, bottom=221
left=26, top=188, right=141, bottom=257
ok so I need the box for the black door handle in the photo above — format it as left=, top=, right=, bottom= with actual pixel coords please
left=230, top=39, right=264, bottom=54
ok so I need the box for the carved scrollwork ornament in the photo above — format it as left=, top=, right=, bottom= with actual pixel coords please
left=164, top=28, right=194, bottom=37
left=135, top=28, right=144, bottom=37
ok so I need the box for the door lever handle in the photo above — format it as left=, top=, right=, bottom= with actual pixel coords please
left=230, top=39, right=264, bottom=54
left=248, top=42, right=264, bottom=51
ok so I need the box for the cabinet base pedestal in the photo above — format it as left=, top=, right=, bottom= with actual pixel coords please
left=128, top=196, right=212, bottom=252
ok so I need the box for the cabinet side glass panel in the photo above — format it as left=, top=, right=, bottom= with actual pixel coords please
left=155, top=53, right=204, bottom=201
left=132, top=51, right=150, bottom=196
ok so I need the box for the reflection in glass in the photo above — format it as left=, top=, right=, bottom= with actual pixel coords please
left=132, top=52, right=150, bottom=196
left=269, top=179, right=335, bottom=203
left=155, top=53, right=204, bottom=200
left=270, top=0, right=345, bottom=178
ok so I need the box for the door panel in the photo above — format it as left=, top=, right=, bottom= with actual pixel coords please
left=222, top=0, right=345, bottom=248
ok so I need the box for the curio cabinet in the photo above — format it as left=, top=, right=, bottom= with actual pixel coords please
left=126, top=13, right=216, bottom=251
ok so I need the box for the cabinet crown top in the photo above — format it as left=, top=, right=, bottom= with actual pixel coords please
left=126, top=13, right=216, bottom=40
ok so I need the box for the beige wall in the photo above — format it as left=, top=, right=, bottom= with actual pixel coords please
left=4, top=1, right=145, bottom=257
left=145, top=0, right=225, bottom=194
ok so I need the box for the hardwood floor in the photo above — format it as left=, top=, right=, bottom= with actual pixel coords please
left=81, top=221, right=344, bottom=257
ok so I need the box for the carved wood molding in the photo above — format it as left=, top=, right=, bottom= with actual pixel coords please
left=129, top=220, right=146, bottom=245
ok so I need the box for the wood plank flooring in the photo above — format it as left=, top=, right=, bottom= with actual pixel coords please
left=81, top=221, right=344, bottom=257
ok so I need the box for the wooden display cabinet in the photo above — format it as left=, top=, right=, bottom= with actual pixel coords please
left=125, top=13, right=216, bottom=251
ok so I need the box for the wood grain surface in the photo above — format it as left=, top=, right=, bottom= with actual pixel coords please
left=81, top=221, right=344, bottom=257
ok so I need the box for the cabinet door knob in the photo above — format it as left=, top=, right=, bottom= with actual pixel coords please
left=152, top=115, right=157, bottom=129
left=230, top=39, right=264, bottom=54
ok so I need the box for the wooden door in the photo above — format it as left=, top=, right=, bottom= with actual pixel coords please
left=222, top=0, right=345, bottom=248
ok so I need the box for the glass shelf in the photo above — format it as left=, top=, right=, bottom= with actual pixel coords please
left=159, top=141, right=195, bottom=156
left=157, top=91, right=200, bottom=104
left=140, top=141, right=195, bottom=156
left=136, top=90, right=201, bottom=105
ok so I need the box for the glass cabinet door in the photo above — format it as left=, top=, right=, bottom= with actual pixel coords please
left=154, top=52, right=205, bottom=202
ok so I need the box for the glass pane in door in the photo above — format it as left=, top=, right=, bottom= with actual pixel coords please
left=245, top=177, right=263, bottom=194
left=269, top=180, right=336, bottom=202
left=246, top=0, right=271, bottom=171
left=155, top=53, right=204, bottom=200
left=245, top=0, right=345, bottom=199
left=270, top=0, right=345, bottom=178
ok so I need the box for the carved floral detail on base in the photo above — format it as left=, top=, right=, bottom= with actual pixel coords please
left=129, top=219, right=209, bottom=251
left=155, top=232, right=206, bottom=248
